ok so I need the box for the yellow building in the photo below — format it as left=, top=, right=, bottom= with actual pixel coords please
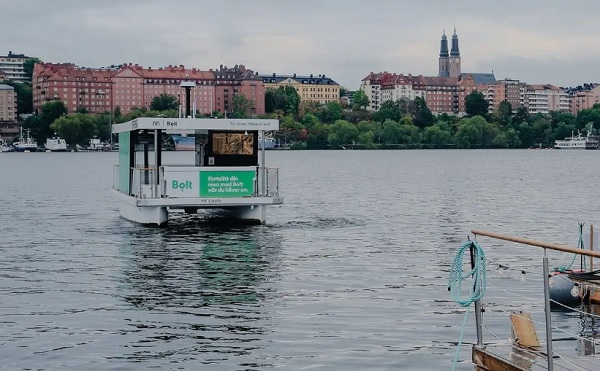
left=260, top=73, right=340, bottom=105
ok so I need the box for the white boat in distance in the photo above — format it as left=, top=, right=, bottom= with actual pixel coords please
left=88, top=137, right=111, bottom=151
left=45, top=135, right=68, bottom=152
left=554, top=131, right=589, bottom=149
left=0, top=137, right=11, bottom=152
left=13, top=128, right=38, bottom=152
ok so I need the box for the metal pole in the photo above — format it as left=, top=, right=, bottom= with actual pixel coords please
left=542, top=250, right=554, bottom=371
left=470, top=242, right=483, bottom=347
left=154, top=130, right=159, bottom=198
left=260, top=130, right=266, bottom=196
left=591, top=225, right=595, bottom=271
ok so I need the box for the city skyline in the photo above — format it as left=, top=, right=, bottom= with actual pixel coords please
left=3, top=0, right=600, bottom=90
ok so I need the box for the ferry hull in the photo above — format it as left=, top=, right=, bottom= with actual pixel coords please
left=14, top=146, right=37, bottom=152
left=115, top=192, right=168, bottom=227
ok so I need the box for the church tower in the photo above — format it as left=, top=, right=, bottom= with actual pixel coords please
left=438, top=31, right=449, bottom=77
left=449, top=28, right=461, bottom=78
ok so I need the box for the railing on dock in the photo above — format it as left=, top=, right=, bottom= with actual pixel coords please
left=468, top=229, right=600, bottom=370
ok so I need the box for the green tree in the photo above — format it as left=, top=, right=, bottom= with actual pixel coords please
left=51, top=113, right=99, bottom=146
left=231, top=95, right=254, bottom=118
left=492, top=100, right=512, bottom=128
left=352, top=90, right=370, bottom=111
left=327, top=120, right=359, bottom=149
left=492, top=127, right=521, bottom=148
left=575, top=106, right=600, bottom=131
left=453, top=115, right=490, bottom=148
left=306, top=122, right=330, bottom=149
left=316, top=101, right=343, bottom=124
left=513, top=106, right=530, bottom=125
left=372, top=100, right=401, bottom=123
left=423, top=121, right=453, bottom=148
left=531, top=116, right=553, bottom=147
left=380, top=119, right=403, bottom=145
left=465, top=91, right=489, bottom=117
left=23, top=58, right=42, bottom=80
left=23, top=100, right=67, bottom=143
left=150, top=93, right=179, bottom=111
left=279, top=115, right=303, bottom=144
left=398, top=117, right=422, bottom=147
left=301, top=112, right=320, bottom=129
left=412, top=96, right=434, bottom=129
left=516, top=121, right=535, bottom=148
left=265, top=86, right=300, bottom=116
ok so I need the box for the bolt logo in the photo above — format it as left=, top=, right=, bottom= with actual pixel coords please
left=172, top=180, right=193, bottom=191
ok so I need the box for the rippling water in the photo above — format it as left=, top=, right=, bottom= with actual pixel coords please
left=1, top=149, right=600, bottom=370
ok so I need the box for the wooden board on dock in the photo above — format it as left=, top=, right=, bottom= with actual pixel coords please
left=473, top=344, right=600, bottom=370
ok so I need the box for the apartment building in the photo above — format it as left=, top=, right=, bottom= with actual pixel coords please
left=524, top=85, right=569, bottom=114
left=457, top=73, right=497, bottom=114
left=422, top=76, right=459, bottom=114
left=569, top=84, right=600, bottom=115
left=379, top=73, right=426, bottom=103
left=360, top=72, right=383, bottom=111
left=487, top=79, right=526, bottom=111
left=260, top=73, right=340, bottom=106
left=0, top=84, right=17, bottom=121
left=33, top=62, right=266, bottom=116
left=0, top=51, right=33, bottom=83
left=0, top=84, right=18, bottom=138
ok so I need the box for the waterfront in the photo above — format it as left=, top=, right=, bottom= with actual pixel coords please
left=1, top=149, right=599, bottom=370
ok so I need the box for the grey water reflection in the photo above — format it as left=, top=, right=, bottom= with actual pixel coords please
left=116, top=217, right=282, bottom=368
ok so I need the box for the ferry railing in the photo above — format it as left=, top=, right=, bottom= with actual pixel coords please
left=264, top=167, right=280, bottom=197
left=112, top=165, right=119, bottom=190
left=130, top=167, right=157, bottom=198
left=469, top=229, right=600, bottom=370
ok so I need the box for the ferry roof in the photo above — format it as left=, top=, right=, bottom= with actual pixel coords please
left=112, top=117, right=279, bottom=134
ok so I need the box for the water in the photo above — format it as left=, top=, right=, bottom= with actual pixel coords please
left=1, top=149, right=600, bottom=370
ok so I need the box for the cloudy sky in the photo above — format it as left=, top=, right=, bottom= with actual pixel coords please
left=3, top=0, right=600, bottom=90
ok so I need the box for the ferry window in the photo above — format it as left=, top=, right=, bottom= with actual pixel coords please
left=212, top=133, right=254, bottom=155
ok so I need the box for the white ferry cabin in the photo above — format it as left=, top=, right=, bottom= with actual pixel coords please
left=111, top=117, right=282, bottom=226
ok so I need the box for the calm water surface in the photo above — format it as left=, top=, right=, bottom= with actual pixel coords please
left=1, top=149, right=600, bottom=370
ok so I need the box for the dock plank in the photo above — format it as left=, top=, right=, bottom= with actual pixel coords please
left=473, top=344, right=600, bottom=370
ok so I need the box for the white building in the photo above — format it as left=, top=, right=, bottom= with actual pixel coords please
left=525, top=84, right=570, bottom=114
left=0, top=51, right=32, bottom=83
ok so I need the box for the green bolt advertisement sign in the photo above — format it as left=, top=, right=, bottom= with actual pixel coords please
left=200, top=171, right=255, bottom=197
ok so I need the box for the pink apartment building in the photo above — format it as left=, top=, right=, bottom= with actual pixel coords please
left=32, top=62, right=266, bottom=116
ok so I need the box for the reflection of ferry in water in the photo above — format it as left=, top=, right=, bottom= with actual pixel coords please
left=172, top=135, right=195, bottom=151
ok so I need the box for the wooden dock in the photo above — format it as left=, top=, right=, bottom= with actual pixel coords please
left=473, top=344, right=600, bottom=370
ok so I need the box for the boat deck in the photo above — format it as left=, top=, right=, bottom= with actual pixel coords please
left=473, top=344, right=600, bottom=370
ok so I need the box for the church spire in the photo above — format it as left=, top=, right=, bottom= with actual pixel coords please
left=450, top=28, right=460, bottom=57
left=438, top=30, right=450, bottom=77
left=439, top=30, right=449, bottom=58
left=448, top=28, right=461, bottom=78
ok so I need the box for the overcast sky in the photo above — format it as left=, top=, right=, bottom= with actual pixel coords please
left=3, top=0, right=600, bottom=90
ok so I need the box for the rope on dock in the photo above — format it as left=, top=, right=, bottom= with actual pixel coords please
left=554, top=222, right=586, bottom=273
left=448, top=241, right=487, bottom=371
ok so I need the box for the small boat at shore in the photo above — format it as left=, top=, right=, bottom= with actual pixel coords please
left=554, top=131, right=593, bottom=149
left=45, top=135, right=68, bottom=152
left=13, top=128, right=38, bottom=152
left=585, top=134, right=599, bottom=149
left=0, top=137, right=11, bottom=152
left=88, top=137, right=111, bottom=151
